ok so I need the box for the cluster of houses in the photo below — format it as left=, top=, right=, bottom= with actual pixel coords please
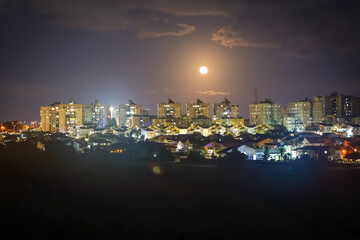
left=149, top=131, right=359, bottom=161
left=2, top=121, right=360, bottom=163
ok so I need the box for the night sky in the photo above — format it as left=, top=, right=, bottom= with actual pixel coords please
left=1, top=0, right=359, bottom=122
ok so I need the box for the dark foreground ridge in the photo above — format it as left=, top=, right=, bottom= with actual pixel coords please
left=1, top=142, right=360, bottom=239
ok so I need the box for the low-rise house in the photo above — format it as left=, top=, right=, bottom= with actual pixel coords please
left=282, top=133, right=303, bottom=147
left=178, top=126, right=188, bottom=135
left=263, top=142, right=278, bottom=149
left=237, top=145, right=256, bottom=159
left=209, top=124, right=226, bottom=135
left=302, top=137, right=325, bottom=147
left=187, top=124, right=202, bottom=135
left=319, top=123, right=333, bottom=134
left=176, top=139, right=193, bottom=152
left=252, top=137, right=274, bottom=149
left=220, top=144, right=282, bottom=161
left=66, top=139, right=88, bottom=153
left=305, top=124, right=320, bottom=134
left=152, top=135, right=179, bottom=152
left=254, top=148, right=282, bottom=161
left=254, top=124, right=272, bottom=134
left=331, top=123, right=360, bottom=137
left=203, top=141, right=227, bottom=158
left=93, top=128, right=107, bottom=134
left=199, top=125, right=212, bottom=136
left=345, top=124, right=360, bottom=137
left=244, top=125, right=256, bottom=134
left=88, top=138, right=111, bottom=149
left=318, top=133, right=342, bottom=147
left=337, top=139, right=360, bottom=160
left=109, top=143, right=128, bottom=155
left=141, top=127, right=158, bottom=139
left=3, top=134, right=19, bottom=143
left=112, top=127, right=129, bottom=136
left=191, top=117, right=212, bottom=127
left=75, top=126, right=94, bottom=139
left=165, top=125, right=180, bottom=135
left=294, top=146, right=334, bottom=161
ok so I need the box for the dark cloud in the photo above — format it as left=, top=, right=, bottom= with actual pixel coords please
left=135, top=0, right=229, bottom=17
left=212, top=25, right=278, bottom=49
left=35, top=0, right=129, bottom=31
left=34, top=0, right=360, bottom=56
left=212, top=0, right=360, bottom=57
left=138, top=22, right=195, bottom=38
left=34, top=0, right=227, bottom=38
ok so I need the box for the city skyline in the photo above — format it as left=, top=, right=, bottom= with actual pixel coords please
left=1, top=0, right=360, bottom=122
left=3, top=90, right=360, bottom=124
left=2, top=2, right=360, bottom=238
left=35, top=92, right=360, bottom=135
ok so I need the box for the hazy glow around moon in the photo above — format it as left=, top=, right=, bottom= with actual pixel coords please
left=200, top=66, right=208, bottom=74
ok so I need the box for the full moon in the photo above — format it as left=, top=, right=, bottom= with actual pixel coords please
left=200, top=66, right=208, bottom=75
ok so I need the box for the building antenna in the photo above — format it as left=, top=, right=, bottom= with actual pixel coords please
left=255, top=88, right=258, bottom=104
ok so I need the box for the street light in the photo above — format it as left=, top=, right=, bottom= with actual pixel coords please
left=109, top=106, right=114, bottom=118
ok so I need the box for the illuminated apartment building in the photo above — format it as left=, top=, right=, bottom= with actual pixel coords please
left=249, top=99, right=281, bottom=125
left=129, top=115, right=154, bottom=128
left=91, top=99, right=109, bottom=128
left=312, top=96, right=325, bottom=123
left=40, top=99, right=91, bottom=133
left=40, top=104, right=58, bottom=132
left=285, top=99, right=312, bottom=132
left=283, top=97, right=325, bottom=132
left=186, top=99, right=210, bottom=120
left=324, top=92, right=360, bottom=118
left=119, top=100, right=143, bottom=127
left=213, top=98, right=239, bottom=119
left=158, top=98, right=181, bottom=119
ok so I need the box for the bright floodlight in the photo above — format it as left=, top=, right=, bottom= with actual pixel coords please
left=200, top=66, right=208, bottom=75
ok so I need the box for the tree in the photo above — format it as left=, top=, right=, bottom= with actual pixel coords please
left=130, top=128, right=141, bottom=140
left=106, top=118, right=117, bottom=129
left=158, top=125, right=166, bottom=135
left=278, top=147, right=286, bottom=161
left=186, top=150, right=205, bottom=163
left=263, top=145, right=270, bottom=161
left=218, top=148, right=247, bottom=169
left=283, top=153, right=291, bottom=162
left=157, top=146, right=174, bottom=162
left=345, top=152, right=360, bottom=162
left=299, top=154, right=313, bottom=163
left=227, top=148, right=245, bottom=161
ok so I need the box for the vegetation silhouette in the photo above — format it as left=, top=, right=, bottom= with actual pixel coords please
left=1, top=142, right=360, bottom=239
left=218, top=148, right=247, bottom=170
